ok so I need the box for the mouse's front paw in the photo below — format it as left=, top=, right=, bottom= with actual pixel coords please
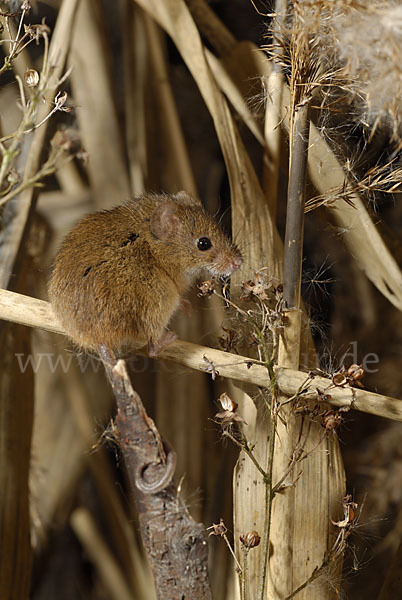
left=178, top=298, right=192, bottom=316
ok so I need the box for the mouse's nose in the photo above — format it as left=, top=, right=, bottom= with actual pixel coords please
left=231, top=255, right=243, bottom=270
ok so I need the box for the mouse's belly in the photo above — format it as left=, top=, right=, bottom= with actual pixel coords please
left=50, top=273, right=181, bottom=353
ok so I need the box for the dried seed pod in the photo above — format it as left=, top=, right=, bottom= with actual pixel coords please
left=321, top=409, right=342, bottom=431
left=24, top=68, right=39, bottom=87
left=332, top=367, right=347, bottom=387
left=218, top=392, right=237, bottom=413
left=240, top=530, right=261, bottom=549
left=347, top=364, right=364, bottom=382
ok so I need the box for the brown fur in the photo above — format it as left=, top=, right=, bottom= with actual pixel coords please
left=48, top=191, right=242, bottom=354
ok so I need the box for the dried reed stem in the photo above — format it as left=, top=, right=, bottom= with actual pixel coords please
left=0, top=289, right=401, bottom=421
left=283, top=103, right=310, bottom=313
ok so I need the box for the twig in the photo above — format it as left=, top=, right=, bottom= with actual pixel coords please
left=102, top=356, right=212, bottom=599
left=223, top=430, right=267, bottom=480
left=257, top=393, right=276, bottom=600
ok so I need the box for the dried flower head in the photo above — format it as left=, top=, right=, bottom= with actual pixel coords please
left=198, top=278, right=216, bottom=297
left=24, top=18, right=50, bottom=44
left=219, top=392, right=238, bottom=412
left=332, top=364, right=365, bottom=389
left=332, top=494, right=358, bottom=528
left=347, top=364, right=364, bottom=386
left=207, top=518, right=227, bottom=537
left=241, top=270, right=272, bottom=301
left=332, top=367, right=347, bottom=387
left=54, top=91, right=72, bottom=113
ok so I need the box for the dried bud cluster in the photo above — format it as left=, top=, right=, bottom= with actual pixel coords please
left=321, top=409, right=342, bottom=432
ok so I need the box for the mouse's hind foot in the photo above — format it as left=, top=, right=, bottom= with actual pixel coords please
left=147, top=330, right=177, bottom=357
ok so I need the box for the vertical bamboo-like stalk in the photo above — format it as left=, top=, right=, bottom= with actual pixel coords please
left=269, top=102, right=311, bottom=600
left=283, top=103, right=310, bottom=312
left=262, top=0, right=287, bottom=219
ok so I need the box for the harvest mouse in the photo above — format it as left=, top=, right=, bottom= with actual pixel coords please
left=48, top=191, right=243, bottom=357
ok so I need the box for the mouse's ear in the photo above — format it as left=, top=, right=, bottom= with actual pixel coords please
left=150, top=201, right=180, bottom=239
left=173, top=190, right=202, bottom=206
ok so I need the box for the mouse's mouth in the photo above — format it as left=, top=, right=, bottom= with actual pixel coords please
left=208, top=252, right=243, bottom=277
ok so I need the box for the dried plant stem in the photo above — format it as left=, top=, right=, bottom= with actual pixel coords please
left=220, top=530, right=244, bottom=596
left=257, top=391, right=276, bottom=600
left=224, top=430, right=267, bottom=480
left=257, top=344, right=278, bottom=600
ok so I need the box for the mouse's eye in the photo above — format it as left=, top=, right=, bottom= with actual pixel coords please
left=197, top=236, right=212, bottom=251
